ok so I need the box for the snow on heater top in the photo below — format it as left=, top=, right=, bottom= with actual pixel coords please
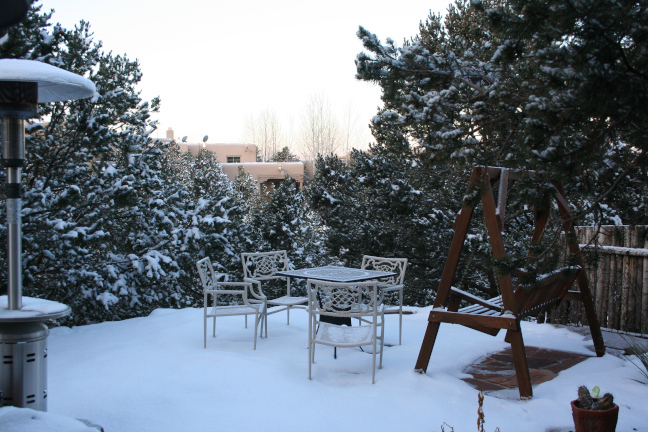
left=0, top=59, right=96, bottom=103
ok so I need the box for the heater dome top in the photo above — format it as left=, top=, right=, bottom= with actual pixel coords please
left=0, top=295, right=71, bottom=322
left=0, top=59, right=96, bottom=103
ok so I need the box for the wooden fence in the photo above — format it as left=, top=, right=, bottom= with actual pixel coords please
left=544, top=225, right=648, bottom=335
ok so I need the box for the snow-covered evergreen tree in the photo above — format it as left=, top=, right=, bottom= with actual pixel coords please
left=251, top=179, right=324, bottom=261
left=0, top=3, right=252, bottom=323
left=304, top=154, right=360, bottom=261
left=173, top=149, right=253, bottom=291
left=306, top=147, right=469, bottom=305
left=271, top=146, right=300, bottom=162
left=342, top=0, right=648, bottom=304
left=247, top=177, right=327, bottom=297
left=0, top=5, right=186, bottom=322
left=355, top=0, right=648, bottom=225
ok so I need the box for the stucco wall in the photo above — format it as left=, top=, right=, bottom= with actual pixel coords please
left=221, top=162, right=304, bottom=188
left=178, top=143, right=256, bottom=162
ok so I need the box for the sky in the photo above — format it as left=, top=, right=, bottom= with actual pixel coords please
left=39, top=0, right=450, bottom=149
left=1, top=298, right=647, bottom=431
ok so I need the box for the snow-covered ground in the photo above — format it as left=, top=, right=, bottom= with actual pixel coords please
left=1, top=306, right=646, bottom=432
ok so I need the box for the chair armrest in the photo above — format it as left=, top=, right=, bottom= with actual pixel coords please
left=243, top=278, right=268, bottom=301
left=204, top=288, right=247, bottom=306
left=204, top=288, right=246, bottom=296
left=210, top=282, right=268, bottom=309
left=379, top=283, right=403, bottom=293
left=449, top=287, right=501, bottom=311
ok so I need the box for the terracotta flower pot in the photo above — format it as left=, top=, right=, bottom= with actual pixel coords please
left=571, top=400, right=619, bottom=432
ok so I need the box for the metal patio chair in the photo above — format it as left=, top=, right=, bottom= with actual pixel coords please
left=307, top=279, right=384, bottom=384
left=197, top=257, right=266, bottom=349
left=361, top=255, right=407, bottom=345
left=241, top=251, right=307, bottom=328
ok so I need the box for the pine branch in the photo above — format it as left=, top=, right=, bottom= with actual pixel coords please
left=570, top=150, right=646, bottom=222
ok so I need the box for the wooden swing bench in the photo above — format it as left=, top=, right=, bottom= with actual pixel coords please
left=433, top=266, right=582, bottom=337
left=415, top=167, right=606, bottom=399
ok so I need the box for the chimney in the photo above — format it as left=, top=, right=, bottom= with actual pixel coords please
left=166, top=127, right=174, bottom=140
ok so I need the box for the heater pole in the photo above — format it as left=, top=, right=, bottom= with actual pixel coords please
left=1, top=118, right=25, bottom=310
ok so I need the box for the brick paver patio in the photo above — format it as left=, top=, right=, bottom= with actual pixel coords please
left=462, top=346, right=591, bottom=394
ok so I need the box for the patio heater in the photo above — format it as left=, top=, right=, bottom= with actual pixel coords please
left=0, top=59, right=95, bottom=411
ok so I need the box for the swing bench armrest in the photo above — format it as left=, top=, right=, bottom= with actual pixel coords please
left=449, top=287, right=502, bottom=311
left=563, top=290, right=583, bottom=302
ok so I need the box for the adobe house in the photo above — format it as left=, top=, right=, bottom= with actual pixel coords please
left=165, top=128, right=305, bottom=190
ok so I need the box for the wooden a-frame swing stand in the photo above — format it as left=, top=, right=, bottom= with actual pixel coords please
left=414, top=166, right=606, bottom=399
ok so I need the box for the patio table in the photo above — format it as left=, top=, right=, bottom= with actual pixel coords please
left=276, top=265, right=397, bottom=331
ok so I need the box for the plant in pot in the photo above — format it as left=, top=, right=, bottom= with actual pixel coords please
left=571, top=385, right=619, bottom=432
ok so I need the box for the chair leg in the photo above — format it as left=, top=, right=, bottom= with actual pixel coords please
left=371, top=338, right=377, bottom=384
left=245, top=315, right=248, bottom=328
left=287, top=306, right=290, bottom=325
left=253, top=313, right=259, bottom=350
left=507, top=329, right=533, bottom=399
left=204, top=316, right=207, bottom=348
left=309, top=327, right=317, bottom=378
left=308, top=341, right=313, bottom=379
left=379, top=322, right=384, bottom=369
left=398, top=288, right=403, bottom=345
left=213, top=316, right=216, bottom=337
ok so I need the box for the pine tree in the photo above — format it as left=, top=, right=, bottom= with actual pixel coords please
left=355, top=0, right=648, bottom=225
left=250, top=179, right=321, bottom=260
left=176, top=149, right=252, bottom=288
left=0, top=3, right=221, bottom=323
left=306, top=150, right=462, bottom=305
left=271, top=146, right=300, bottom=162
left=485, top=0, right=648, bottom=224
left=246, top=177, right=327, bottom=298
left=305, top=155, right=361, bottom=261
left=345, top=0, right=648, bottom=304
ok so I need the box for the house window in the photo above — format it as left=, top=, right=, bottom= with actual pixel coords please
left=227, top=156, right=241, bottom=163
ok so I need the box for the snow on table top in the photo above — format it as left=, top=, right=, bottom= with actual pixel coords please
left=0, top=295, right=70, bottom=321
left=276, top=265, right=396, bottom=282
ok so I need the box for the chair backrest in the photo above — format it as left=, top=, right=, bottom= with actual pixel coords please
left=241, top=251, right=290, bottom=281
left=514, top=266, right=581, bottom=318
left=196, top=257, right=217, bottom=290
left=361, top=255, right=408, bottom=286
left=307, top=280, right=379, bottom=319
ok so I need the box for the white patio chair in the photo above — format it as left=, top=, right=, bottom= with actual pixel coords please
left=361, top=255, right=408, bottom=345
left=241, top=251, right=307, bottom=327
left=307, top=279, right=384, bottom=384
left=197, top=257, right=267, bottom=350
